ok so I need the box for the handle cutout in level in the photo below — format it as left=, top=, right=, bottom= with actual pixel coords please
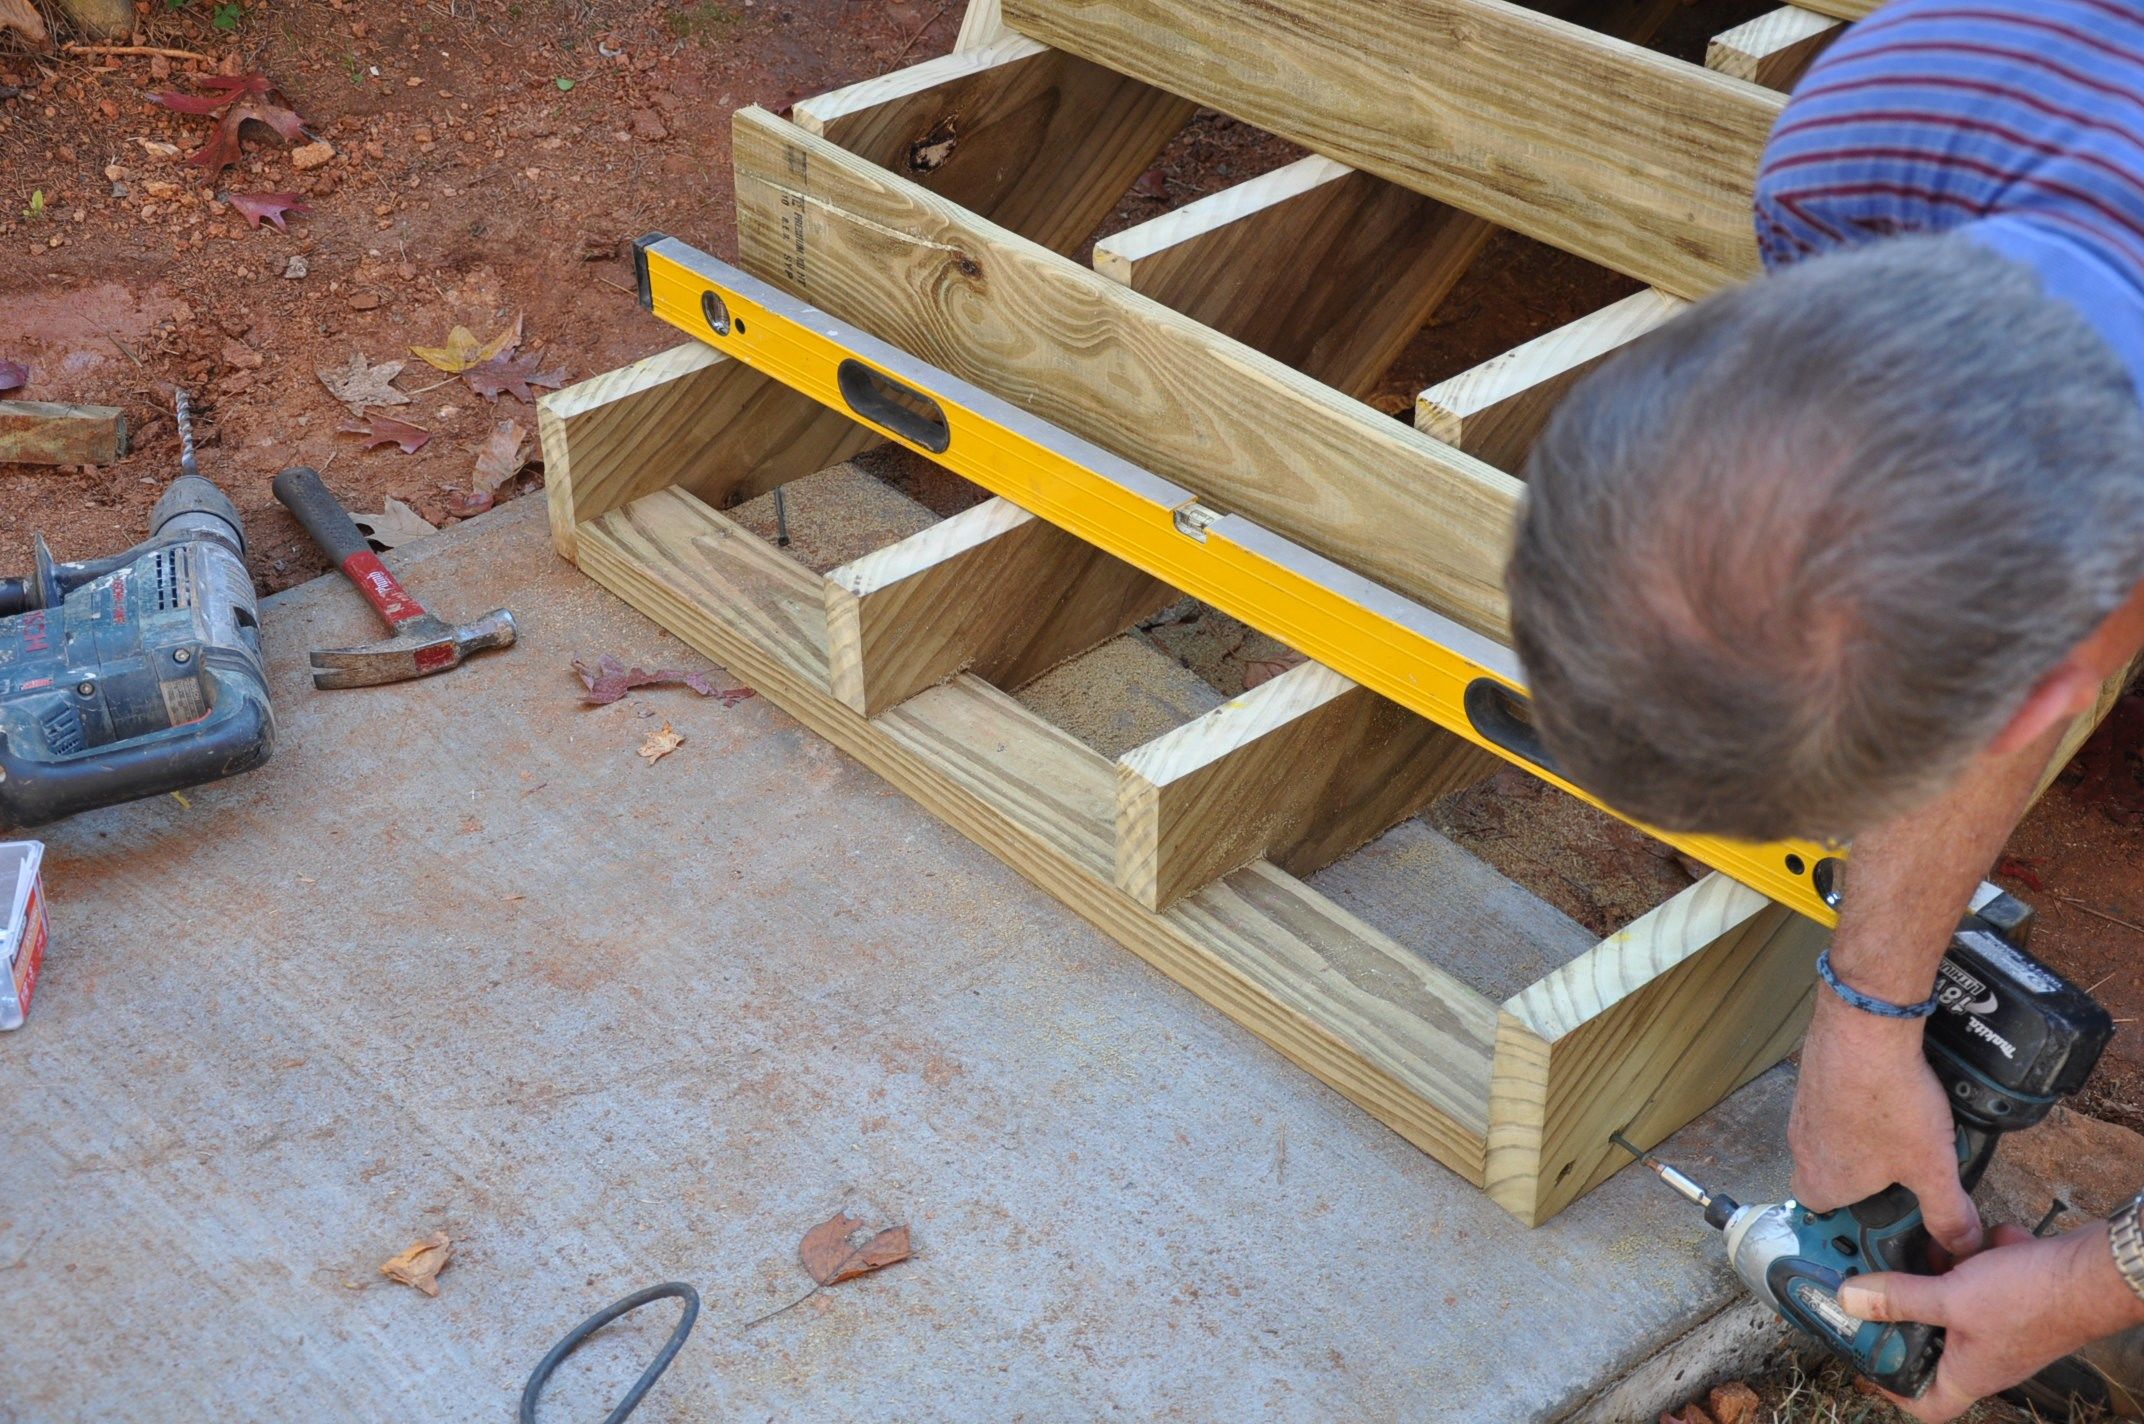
left=1463, top=678, right=1559, bottom=777
left=837, top=359, right=951, bottom=453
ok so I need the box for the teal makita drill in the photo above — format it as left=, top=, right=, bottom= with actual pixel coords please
left=0, top=392, right=274, bottom=826
left=1625, top=892, right=2114, bottom=1403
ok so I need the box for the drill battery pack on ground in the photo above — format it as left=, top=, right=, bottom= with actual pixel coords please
left=0, top=394, right=274, bottom=830
left=1632, top=890, right=2116, bottom=1405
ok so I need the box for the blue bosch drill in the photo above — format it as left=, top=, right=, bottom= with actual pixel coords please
left=1627, top=892, right=2113, bottom=1402
left=0, top=392, right=274, bottom=826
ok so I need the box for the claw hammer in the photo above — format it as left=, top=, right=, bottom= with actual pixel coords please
left=273, top=467, right=517, bottom=689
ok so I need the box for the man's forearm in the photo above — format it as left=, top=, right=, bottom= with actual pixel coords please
left=1827, top=723, right=2068, bottom=1002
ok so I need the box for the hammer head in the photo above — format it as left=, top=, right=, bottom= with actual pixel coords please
left=309, top=609, right=517, bottom=689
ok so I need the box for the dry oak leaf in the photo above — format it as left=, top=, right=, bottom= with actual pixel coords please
left=351, top=498, right=437, bottom=551
left=461, top=349, right=568, bottom=403
left=0, top=0, right=49, bottom=51
left=151, top=73, right=276, bottom=114
left=378, top=1231, right=452, bottom=1296
left=572, top=652, right=754, bottom=707
left=317, top=354, right=410, bottom=415
left=188, top=104, right=308, bottom=176
left=472, top=419, right=528, bottom=493
left=799, top=1211, right=912, bottom=1286
left=227, top=191, right=308, bottom=231
left=637, top=722, right=684, bottom=764
left=339, top=412, right=431, bottom=454
left=1705, top=1382, right=1760, bottom=1424
left=411, top=319, right=520, bottom=375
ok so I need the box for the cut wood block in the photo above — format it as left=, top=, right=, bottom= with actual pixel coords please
left=579, top=485, right=1501, bottom=1179
left=537, top=344, right=874, bottom=561
left=956, top=0, right=1012, bottom=48
left=733, top=107, right=1524, bottom=641
left=1485, top=875, right=1827, bottom=1225
left=0, top=401, right=126, bottom=466
left=1416, top=288, right=1686, bottom=472
left=999, top=0, right=1782, bottom=297
left=792, top=37, right=1192, bottom=258
left=1116, top=660, right=1501, bottom=910
left=1707, top=6, right=1844, bottom=90
left=1792, top=0, right=1876, bottom=20
left=825, top=495, right=1175, bottom=715
left=1094, top=157, right=1483, bottom=399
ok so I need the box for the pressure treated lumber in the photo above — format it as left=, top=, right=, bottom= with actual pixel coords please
left=1087, top=0, right=1681, bottom=394
left=956, top=0, right=1012, bottom=48
left=578, top=485, right=1501, bottom=1179
left=1092, top=157, right=1470, bottom=397
left=1707, top=6, right=1844, bottom=90
left=1485, top=876, right=1828, bottom=1225
left=547, top=42, right=1189, bottom=559
left=0, top=400, right=126, bottom=466
left=825, top=496, right=1174, bottom=715
left=791, top=37, right=1192, bottom=259
left=537, top=344, right=874, bottom=562
left=732, top=108, right=1524, bottom=641
left=1116, top=661, right=1500, bottom=910
left=998, top=0, right=1782, bottom=297
left=1793, top=0, right=1877, bottom=20
left=1416, top=289, right=1686, bottom=472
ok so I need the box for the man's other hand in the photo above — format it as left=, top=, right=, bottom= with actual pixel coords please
left=1788, top=997, right=1985, bottom=1258
left=1839, top=1222, right=2144, bottom=1422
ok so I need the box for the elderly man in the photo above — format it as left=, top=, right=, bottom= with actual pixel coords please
left=1506, top=0, right=2144, bottom=1416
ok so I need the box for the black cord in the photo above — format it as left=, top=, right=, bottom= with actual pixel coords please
left=520, top=1281, right=700, bottom=1424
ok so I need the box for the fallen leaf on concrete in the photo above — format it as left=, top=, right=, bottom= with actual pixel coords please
left=411, top=319, right=519, bottom=374
left=151, top=72, right=275, bottom=114
left=0, top=0, right=48, bottom=50
left=188, top=103, right=308, bottom=175
left=317, top=354, right=410, bottom=414
left=798, top=1211, right=911, bottom=1286
left=1706, top=1382, right=1759, bottom=1424
left=227, top=191, right=308, bottom=231
left=378, top=1231, right=452, bottom=1296
left=637, top=722, right=684, bottom=764
left=339, top=412, right=431, bottom=454
left=472, top=419, right=527, bottom=491
left=1659, top=1407, right=1714, bottom=1424
left=572, top=652, right=754, bottom=706
left=352, top=498, right=437, bottom=551
left=461, top=349, right=568, bottom=403
left=0, top=360, right=25, bottom=393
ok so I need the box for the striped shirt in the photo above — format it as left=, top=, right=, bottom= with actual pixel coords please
left=1755, top=0, right=2144, bottom=397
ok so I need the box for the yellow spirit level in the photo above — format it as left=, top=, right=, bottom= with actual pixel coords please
left=633, top=234, right=1843, bottom=924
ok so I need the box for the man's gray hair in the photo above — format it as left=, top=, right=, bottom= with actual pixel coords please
left=1509, top=234, right=2144, bottom=844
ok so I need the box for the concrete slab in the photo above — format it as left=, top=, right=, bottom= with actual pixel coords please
left=0, top=498, right=1796, bottom=1423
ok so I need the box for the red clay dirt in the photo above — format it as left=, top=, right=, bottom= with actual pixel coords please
left=1, top=0, right=967, bottom=590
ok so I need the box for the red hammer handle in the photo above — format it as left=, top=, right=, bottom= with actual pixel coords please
left=272, top=467, right=431, bottom=632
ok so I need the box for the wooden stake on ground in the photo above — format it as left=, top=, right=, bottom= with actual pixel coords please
left=0, top=401, right=127, bottom=466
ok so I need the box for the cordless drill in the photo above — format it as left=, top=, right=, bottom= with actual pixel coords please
left=1628, top=891, right=2113, bottom=1401
left=0, top=392, right=274, bottom=826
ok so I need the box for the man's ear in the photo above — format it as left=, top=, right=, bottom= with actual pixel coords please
left=1985, top=658, right=2105, bottom=755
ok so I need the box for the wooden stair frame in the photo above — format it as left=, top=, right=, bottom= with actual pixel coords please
left=544, top=31, right=1849, bottom=1224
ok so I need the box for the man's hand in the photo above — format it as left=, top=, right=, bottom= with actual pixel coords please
left=1789, top=997, right=1984, bottom=1258
left=1838, top=1222, right=2144, bottom=1422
